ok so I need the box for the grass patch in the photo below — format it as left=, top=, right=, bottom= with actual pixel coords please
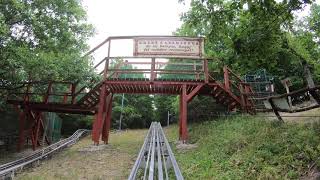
left=166, top=116, right=320, bottom=179
left=17, top=129, right=147, bottom=180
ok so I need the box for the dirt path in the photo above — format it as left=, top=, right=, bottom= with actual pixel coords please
left=17, top=129, right=147, bottom=180
left=265, top=108, right=320, bottom=123
left=281, top=108, right=320, bottom=123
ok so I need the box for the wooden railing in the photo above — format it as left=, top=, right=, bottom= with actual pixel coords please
left=262, top=85, right=320, bottom=121
left=7, top=81, right=79, bottom=105
left=99, top=58, right=210, bottom=81
left=223, top=66, right=255, bottom=113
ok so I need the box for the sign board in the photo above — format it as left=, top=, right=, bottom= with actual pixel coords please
left=133, top=37, right=204, bottom=58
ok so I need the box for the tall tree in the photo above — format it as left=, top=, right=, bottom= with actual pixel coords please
left=0, top=0, right=94, bottom=109
left=177, top=0, right=316, bottom=90
left=0, top=0, right=94, bottom=84
left=292, top=4, right=320, bottom=83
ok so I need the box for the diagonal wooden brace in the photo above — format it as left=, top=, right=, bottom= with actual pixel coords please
left=179, top=84, right=204, bottom=143
left=186, top=84, right=204, bottom=103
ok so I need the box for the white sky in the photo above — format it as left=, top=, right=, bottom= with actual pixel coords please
left=82, top=0, right=190, bottom=58
left=82, top=0, right=189, bottom=42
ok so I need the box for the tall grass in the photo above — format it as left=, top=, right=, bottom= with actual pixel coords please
left=169, top=116, right=320, bottom=179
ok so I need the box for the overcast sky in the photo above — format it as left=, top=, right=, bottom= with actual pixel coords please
left=82, top=0, right=190, bottom=56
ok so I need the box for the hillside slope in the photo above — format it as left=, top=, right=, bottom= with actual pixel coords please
left=166, top=116, right=320, bottom=179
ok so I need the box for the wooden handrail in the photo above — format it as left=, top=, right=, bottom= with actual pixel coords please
left=93, top=58, right=107, bottom=69
left=11, top=81, right=75, bottom=85
left=84, top=35, right=207, bottom=57
left=12, top=92, right=73, bottom=96
left=106, top=69, right=204, bottom=73
left=262, top=86, right=320, bottom=100
left=225, top=66, right=243, bottom=82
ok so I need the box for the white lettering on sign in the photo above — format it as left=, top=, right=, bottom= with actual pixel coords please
left=133, top=37, right=204, bottom=58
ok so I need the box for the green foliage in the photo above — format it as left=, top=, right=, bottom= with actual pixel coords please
left=154, top=95, right=177, bottom=124
left=170, top=116, right=320, bottom=179
left=0, top=106, right=19, bottom=132
left=177, top=0, right=319, bottom=90
left=292, top=3, right=320, bottom=83
left=112, top=94, right=154, bottom=129
left=0, top=0, right=95, bottom=133
left=60, top=114, right=92, bottom=135
left=309, top=4, right=320, bottom=39
left=0, top=0, right=95, bottom=108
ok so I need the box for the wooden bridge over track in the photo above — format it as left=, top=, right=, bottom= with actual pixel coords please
left=7, top=36, right=255, bottom=150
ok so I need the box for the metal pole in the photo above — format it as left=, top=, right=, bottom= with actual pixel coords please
left=284, top=83, right=292, bottom=110
left=167, top=111, right=170, bottom=127
left=119, top=62, right=127, bottom=131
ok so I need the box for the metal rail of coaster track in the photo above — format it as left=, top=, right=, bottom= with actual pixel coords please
left=0, top=129, right=90, bottom=178
left=128, top=122, right=183, bottom=180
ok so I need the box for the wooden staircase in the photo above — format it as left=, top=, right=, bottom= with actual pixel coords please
left=77, top=82, right=104, bottom=109
left=74, top=78, right=254, bottom=114
left=7, top=66, right=255, bottom=115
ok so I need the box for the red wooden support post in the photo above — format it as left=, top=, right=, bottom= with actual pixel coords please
left=103, top=58, right=110, bottom=80
left=155, top=61, right=158, bottom=80
left=92, top=114, right=98, bottom=142
left=244, top=84, right=250, bottom=112
left=103, top=40, right=111, bottom=80
left=239, top=83, right=247, bottom=112
left=25, top=83, right=31, bottom=102
left=63, top=84, right=72, bottom=104
left=63, top=95, right=68, bottom=104
left=71, top=83, right=76, bottom=104
left=92, top=84, right=108, bottom=145
left=180, top=84, right=188, bottom=143
left=179, top=95, right=182, bottom=139
left=17, top=109, right=26, bottom=151
left=151, top=58, right=155, bottom=81
left=44, top=82, right=52, bottom=104
left=223, top=66, right=231, bottom=92
left=33, top=112, right=41, bottom=150
left=30, top=127, right=36, bottom=150
left=178, top=84, right=203, bottom=142
left=17, top=84, right=31, bottom=151
left=102, top=94, right=113, bottom=144
left=28, top=111, right=37, bottom=150
left=194, top=62, right=199, bottom=80
left=204, top=59, right=209, bottom=83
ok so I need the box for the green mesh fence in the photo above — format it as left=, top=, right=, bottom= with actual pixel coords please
left=244, top=69, right=275, bottom=109
left=43, top=112, right=62, bottom=143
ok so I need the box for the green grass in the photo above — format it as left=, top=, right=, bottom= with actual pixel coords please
left=12, top=117, right=320, bottom=179
left=166, top=116, right=320, bottom=179
left=17, top=129, right=148, bottom=180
